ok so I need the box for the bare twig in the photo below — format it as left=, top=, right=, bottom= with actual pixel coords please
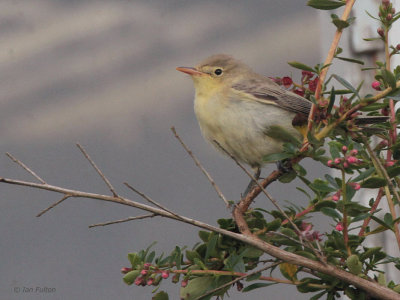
left=36, top=194, right=70, bottom=217
left=193, top=262, right=281, bottom=300
left=89, top=213, right=156, bottom=228
left=1, top=177, right=399, bottom=299
left=76, top=143, right=118, bottom=197
left=123, top=182, right=183, bottom=220
left=6, top=152, right=46, bottom=184
left=171, top=126, right=230, bottom=208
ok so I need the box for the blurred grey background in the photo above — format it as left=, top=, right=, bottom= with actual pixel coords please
left=0, top=1, right=321, bottom=299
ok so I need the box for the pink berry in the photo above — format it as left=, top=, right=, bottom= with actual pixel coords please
left=143, top=263, right=151, bottom=269
left=332, top=194, right=339, bottom=202
left=147, top=278, right=154, bottom=286
left=372, top=80, right=381, bottom=90
left=342, top=146, right=348, bottom=153
left=377, top=28, right=385, bottom=37
left=334, top=158, right=341, bottom=164
left=386, top=161, right=395, bottom=167
left=181, top=280, right=188, bottom=287
left=161, top=271, right=169, bottom=279
left=335, top=223, right=344, bottom=231
left=327, top=160, right=333, bottom=167
left=140, top=270, right=148, bottom=275
left=121, top=267, right=132, bottom=274
left=347, top=156, right=358, bottom=164
left=350, top=149, right=358, bottom=156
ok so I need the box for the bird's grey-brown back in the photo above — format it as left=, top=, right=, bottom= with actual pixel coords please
left=196, top=54, right=312, bottom=116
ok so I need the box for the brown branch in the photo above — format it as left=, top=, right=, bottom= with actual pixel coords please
left=36, top=194, right=70, bottom=217
left=6, top=152, right=46, bottom=184
left=123, top=182, right=183, bottom=221
left=76, top=143, right=118, bottom=197
left=89, top=213, right=156, bottom=228
left=171, top=127, right=230, bottom=208
left=358, top=188, right=384, bottom=237
left=1, top=176, right=399, bottom=299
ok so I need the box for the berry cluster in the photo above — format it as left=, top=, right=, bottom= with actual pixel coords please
left=327, top=147, right=362, bottom=169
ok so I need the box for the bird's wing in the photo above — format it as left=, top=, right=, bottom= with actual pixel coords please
left=232, top=77, right=312, bottom=116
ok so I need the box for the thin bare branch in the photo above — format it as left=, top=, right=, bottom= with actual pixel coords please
left=76, top=143, right=118, bottom=197
left=171, top=126, right=230, bottom=208
left=1, top=177, right=399, bottom=299
left=123, top=182, right=183, bottom=220
left=194, top=261, right=281, bottom=300
left=36, top=194, right=70, bottom=217
left=6, top=152, right=46, bottom=184
left=89, top=213, right=156, bottom=228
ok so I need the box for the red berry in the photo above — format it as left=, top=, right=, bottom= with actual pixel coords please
left=294, top=89, right=305, bottom=97
left=342, top=146, right=348, bottom=153
left=282, top=76, right=293, bottom=88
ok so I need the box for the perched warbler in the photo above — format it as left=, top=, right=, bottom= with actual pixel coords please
left=176, top=54, right=384, bottom=171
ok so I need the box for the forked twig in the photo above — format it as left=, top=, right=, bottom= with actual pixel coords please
left=123, top=182, right=183, bottom=220
left=89, top=213, right=156, bottom=228
left=6, top=152, right=46, bottom=184
left=76, top=143, right=118, bottom=197
left=214, top=141, right=324, bottom=260
left=36, top=194, right=70, bottom=217
left=171, top=127, right=230, bottom=208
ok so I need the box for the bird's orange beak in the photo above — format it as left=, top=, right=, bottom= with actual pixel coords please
left=176, top=67, right=205, bottom=76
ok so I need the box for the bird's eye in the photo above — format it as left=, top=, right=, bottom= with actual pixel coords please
left=214, top=68, right=223, bottom=76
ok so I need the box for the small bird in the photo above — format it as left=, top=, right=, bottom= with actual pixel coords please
left=176, top=54, right=385, bottom=174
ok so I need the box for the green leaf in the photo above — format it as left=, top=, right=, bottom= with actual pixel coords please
left=264, top=125, right=302, bottom=146
left=307, top=0, right=346, bottom=10
left=320, top=207, right=342, bottom=220
left=335, top=56, right=365, bottom=65
left=127, top=253, right=141, bottom=269
left=198, top=231, right=210, bottom=243
left=245, top=272, right=262, bottom=282
left=332, top=18, right=350, bottom=30
left=123, top=270, right=140, bottom=285
left=287, top=61, right=315, bottom=72
left=382, top=69, right=397, bottom=90
left=310, top=179, right=337, bottom=192
left=361, top=176, right=387, bottom=188
left=314, top=200, right=337, bottom=210
left=387, top=166, right=400, bottom=178
left=263, top=152, right=292, bottom=163
left=224, top=254, right=245, bottom=272
left=152, top=291, right=169, bottom=300
left=346, top=255, right=363, bottom=274
left=242, top=282, right=276, bottom=292
left=332, top=74, right=360, bottom=99
left=267, top=218, right=282, bottom=231
left=327, top=87, right=336, bottom=114
left=205, top=233, right=218, bottom=260
left=325, top=174, right=340, bottom=188
left=278, top=170, right=297, bottom=183
left=352, top=168, right=376, bottom=182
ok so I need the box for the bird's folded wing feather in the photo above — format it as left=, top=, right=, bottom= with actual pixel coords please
left=232, top=78, right=312, bottom=116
